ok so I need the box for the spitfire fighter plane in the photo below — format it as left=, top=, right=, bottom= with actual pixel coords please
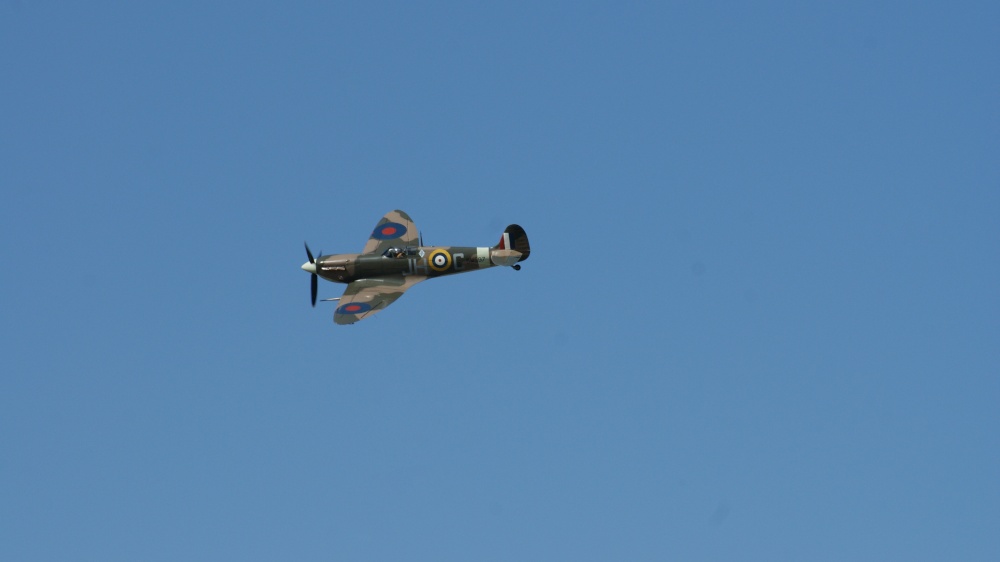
left=301, top=210, right=530, bottom=324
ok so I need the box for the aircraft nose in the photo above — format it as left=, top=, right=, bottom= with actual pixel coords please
left=301, top=261, right=317, bottom=274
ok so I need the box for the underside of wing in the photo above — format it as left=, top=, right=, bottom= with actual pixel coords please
left=333, top=275, right=426, bottom=325
left=362, top=210, right=420, bottom=255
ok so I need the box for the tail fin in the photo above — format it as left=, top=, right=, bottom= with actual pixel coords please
left=495, top=224, right=530, bottom=262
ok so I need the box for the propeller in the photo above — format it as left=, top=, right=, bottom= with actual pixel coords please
left=304, top=242, right=318, bottom=307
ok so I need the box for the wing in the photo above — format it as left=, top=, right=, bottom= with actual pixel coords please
left=333, top=275, right=426, bottom=325
left=361, top=210, right=420, bottom=255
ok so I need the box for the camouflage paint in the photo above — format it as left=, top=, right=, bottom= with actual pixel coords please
left=306, top=210, right=529, bottom=324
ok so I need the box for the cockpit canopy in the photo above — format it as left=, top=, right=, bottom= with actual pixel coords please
left=382, top=246, right=420, bottom=258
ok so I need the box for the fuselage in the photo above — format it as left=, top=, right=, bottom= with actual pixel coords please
left=314, top=246, right=495, bottom=284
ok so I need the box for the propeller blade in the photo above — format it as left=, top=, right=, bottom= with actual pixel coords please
left=304, top=242, right=315, bottom=264
left=311, top=272, right=318, bottom=307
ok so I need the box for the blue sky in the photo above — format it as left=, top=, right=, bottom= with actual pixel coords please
left=2, top=2, right=998, bottom=560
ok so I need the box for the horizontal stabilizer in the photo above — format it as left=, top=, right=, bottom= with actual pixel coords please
left=490, top=249, right=523, bottom=266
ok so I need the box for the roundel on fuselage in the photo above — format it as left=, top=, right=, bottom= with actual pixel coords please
left=427, top=249, right=452, bottom=272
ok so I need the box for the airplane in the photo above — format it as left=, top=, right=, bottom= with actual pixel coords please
left=301, top=210, right=530, bottom=324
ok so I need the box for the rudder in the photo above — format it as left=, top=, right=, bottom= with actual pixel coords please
left=496, top=224, right=530, bottom=262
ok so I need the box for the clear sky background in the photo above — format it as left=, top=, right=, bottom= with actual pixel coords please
left=2, top=2, right=997, bottom=560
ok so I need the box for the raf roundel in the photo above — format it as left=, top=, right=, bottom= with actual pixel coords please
left=371, top=222, right=407, bottom=240
left=336, top=302, right=373, bottom=315
left=427, top=249, right=452, bottom=272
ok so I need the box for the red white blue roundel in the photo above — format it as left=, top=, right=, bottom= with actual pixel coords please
left=371, top=222, right=407, bottom=240
left=337, top=302, right=373, bottom=315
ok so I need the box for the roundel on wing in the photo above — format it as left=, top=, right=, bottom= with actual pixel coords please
left=427, top=249, right=452, bottom=272
left=337, top=302, right=373, bottom=315
left=371, top=222, right=407, bottom=240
